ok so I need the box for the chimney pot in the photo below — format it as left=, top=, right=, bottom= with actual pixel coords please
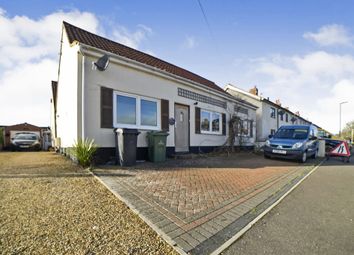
left=249, top=86, right=258, bottom=96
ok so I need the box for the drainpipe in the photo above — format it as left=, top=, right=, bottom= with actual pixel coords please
left=79, top=47, right=85, bottom=140
left=276, top=108, right=279, bottom=129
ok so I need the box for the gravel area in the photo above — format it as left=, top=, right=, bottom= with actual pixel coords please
left=0, top=152, right=177, bottom=255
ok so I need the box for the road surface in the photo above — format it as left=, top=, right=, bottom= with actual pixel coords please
left=224, top=156, right=354, bottom=255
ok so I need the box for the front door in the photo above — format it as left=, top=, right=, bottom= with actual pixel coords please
left=175, top=104, right=189, bottom=152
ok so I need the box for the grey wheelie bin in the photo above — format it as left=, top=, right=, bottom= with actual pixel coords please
left=116, top=128, right=140, bottom=166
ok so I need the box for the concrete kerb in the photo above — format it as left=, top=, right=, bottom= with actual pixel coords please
left=209, top=159, right=325, bottom=255
left=91, top=172, right=188, bottom=255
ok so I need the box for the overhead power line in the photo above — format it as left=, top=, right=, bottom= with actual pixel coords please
left=196, top=0, right=219, bottom=51
left=197, top=0, right=213, bottom=37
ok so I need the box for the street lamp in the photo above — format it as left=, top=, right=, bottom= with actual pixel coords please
left=339, top=101, right=348, bottom=137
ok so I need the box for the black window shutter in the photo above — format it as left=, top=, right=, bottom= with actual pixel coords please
left=222, top=113, right=226, bottom=135
left=161, top=99, right=169, bottom=131
left=101, top=87, right=113, bottom=128
left=195, top=107, right=201, bottom=134
left=250, top=120, right=253, bottom=137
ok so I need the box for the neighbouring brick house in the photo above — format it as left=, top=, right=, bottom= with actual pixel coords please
left=1, top=123, right=51, bottom=150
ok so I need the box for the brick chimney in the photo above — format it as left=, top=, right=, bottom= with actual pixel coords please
left=249, top=86, right=258, bottom=96
left=295, top=111, right=300, bottom=116
left=275, top=99, right=281, bottom=106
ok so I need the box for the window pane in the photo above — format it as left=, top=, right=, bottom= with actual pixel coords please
left=141, top=99, right=157, bottom=126
left=212, top=113, right=220, bottom=132
left=201, top=111, right=210, bottom=131
left=116, top=95, right=136, bottom=125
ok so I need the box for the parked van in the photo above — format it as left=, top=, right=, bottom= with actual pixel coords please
left=264, top=125, right=319, bottom=163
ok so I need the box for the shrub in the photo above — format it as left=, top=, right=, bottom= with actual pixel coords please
left=72, top=138, right=97, bottom=167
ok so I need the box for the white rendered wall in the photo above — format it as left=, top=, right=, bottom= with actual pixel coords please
left=82, top=54, right=253, bottom=149
left=55, top=31, right=79, bottom=148
left=261, top=103, right=278, bottom=140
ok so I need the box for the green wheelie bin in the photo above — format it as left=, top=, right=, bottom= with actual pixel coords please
left=147, top=131, right=169, bottom=162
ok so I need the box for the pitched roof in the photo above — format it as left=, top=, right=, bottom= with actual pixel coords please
left=63, top=21, right=226, bottom=94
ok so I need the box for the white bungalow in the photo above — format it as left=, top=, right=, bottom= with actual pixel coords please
left=51, top=22, right=257, bottom=163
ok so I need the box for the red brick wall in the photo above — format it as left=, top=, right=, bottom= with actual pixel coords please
left=4, top=123, right=42, bottom=148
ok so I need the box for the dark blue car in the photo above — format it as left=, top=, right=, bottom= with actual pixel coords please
left=264, top=125, right=319, bottom=163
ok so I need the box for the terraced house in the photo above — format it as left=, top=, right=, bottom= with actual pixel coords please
left=51, top=22, right=257, bottom=163
left=225, top=84, right=312, bottom=143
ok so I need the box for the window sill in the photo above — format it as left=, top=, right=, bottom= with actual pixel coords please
left=113, top=124, right=160, bottom=131
left=200, top=131, right=224, bottom=136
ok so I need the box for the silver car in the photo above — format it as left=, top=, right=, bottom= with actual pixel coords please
left=10, top=132, right=41, bottom=151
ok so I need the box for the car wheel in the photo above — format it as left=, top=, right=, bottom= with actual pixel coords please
left=300, top=151, right=307, bottom=163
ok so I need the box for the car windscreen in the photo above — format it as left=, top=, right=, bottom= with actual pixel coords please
left=274, top=128, right=309, bottom=140
left=14, top=134, right=38, bottom=141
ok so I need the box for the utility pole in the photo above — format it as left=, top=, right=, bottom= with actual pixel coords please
left=339, top=101, right=348, bottom=137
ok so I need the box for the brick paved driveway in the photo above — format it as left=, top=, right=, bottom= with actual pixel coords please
left=94, top=153, right=321, bottom=254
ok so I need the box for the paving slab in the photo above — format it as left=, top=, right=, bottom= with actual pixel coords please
left=93, top=152, right=321, bottom=255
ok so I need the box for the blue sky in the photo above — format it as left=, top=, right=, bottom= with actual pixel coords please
left=1, top=0, right=354, bottom=133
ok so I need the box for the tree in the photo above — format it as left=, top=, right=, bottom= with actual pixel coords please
left=341, top=120, right=354, bottom=141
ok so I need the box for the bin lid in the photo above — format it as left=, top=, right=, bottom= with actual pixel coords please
left=116, top=128, right=140, bottom=134
left=147, top=131, right=169, bottom=136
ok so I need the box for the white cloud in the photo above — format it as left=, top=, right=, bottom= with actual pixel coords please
left=182, top=35, right=198, bottom=49
left=112, top=24, right=153, bottom=49
left=253, top=51, right=354, bottom=133
left=257, top=62, right=295, bottom=82
left=0, top=9, right=99, bottom=126
left=0, top=59, right=57, bottom=126
left=0, top=8, right=152, bottom=126
left=0, top=7, right=5, bottom=16
left=0, top=10, right=100, bottom=68
left=303, top=24, right=353, bottom=47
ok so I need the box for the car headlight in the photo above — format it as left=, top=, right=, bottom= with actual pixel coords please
left=292, top=142, right=304, bottom=149
left=265, top=140, right=270, bottom=146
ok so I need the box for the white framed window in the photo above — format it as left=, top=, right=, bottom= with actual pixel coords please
left=237, top=119, right=253, bottom=137
left=200, top=109, right=222, bottom=134
left=113, top=91, right=160, bottom=130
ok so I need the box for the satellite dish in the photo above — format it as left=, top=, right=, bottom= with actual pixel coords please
left=94, top=54, right=110, bottom=71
